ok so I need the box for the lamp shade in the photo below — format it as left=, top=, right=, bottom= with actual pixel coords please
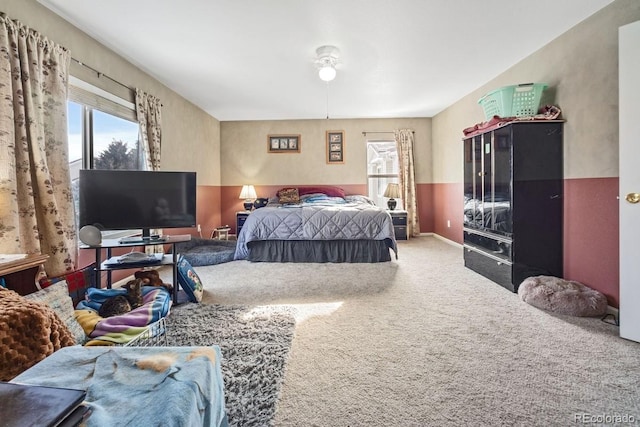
left=239, top=185, right=257, bottom=199
left=383, top=183, right=401, bottom=199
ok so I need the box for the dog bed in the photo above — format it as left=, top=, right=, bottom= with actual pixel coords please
left=75, top=286, right=172, bottom=345
left=518, top=275, right=607, bottom=317
left=174, top=238, right=237, bottom=266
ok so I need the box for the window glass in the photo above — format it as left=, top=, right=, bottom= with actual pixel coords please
left=68, top=101, right=83, bottom=227
left=92, top=109, right=141, bottom=170
left=366, top=141, right=402, bottom=209
left=67, top=91, right=141, bottom=237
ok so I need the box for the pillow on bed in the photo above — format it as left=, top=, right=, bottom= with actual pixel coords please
left=278, top=187, right=300, bottom=204
left=24, top=280, right=87, bottom=345
left=177, top=255, right=204, bottom=303
left=345, top=195, right=377, bottom=205
left=297, top=186, right=346, bottom=198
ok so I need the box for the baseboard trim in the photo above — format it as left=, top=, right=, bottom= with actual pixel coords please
left=427, top=233, right=463, bottom=249
left=607, top=305, right=619, bottom=317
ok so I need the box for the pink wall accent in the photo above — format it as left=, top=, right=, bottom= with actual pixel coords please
left=563, top=177, right=619, bottom=306
left=416, top=183, right=435, bottom=234
left=431, top=183, right=463, bottom=243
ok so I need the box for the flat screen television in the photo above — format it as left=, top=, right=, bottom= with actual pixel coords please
left=79, top=169, right=197, bottom=239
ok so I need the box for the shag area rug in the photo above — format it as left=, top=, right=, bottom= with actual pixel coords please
left=165, top=303, right=296, bottom=427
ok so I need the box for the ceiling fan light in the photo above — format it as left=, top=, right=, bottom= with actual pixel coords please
left=319, top=65, right=336, bottom=82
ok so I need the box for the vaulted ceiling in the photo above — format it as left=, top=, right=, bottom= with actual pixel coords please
left=38, top=0, right=613, bottom=121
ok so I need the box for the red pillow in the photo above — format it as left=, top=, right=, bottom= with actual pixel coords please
left=296, top=186, right=346, bottom=198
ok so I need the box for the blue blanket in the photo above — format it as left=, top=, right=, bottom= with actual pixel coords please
left=13, top=346, right=228, bottom=427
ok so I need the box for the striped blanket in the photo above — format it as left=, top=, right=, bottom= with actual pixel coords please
left=75, top=286, right=172, bottom=346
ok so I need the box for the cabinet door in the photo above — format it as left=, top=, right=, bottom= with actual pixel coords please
left=492, top=126, right=513, bottom=235
left=481, top=132, right=493, bottom=229
left=464, top=135, right=485, bottom=229
left=463, top=138, right=475, bottom=227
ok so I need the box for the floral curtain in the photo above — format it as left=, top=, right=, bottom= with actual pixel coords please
left=395, top=129, right=420, bottom=237
left=0, top=14, right=76, bottom=276
left=135, top=89, right=164, bottom=253
left=135, top=88, right=162, bottom=172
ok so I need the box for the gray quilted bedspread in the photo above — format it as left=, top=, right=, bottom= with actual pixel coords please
left=234, top=204, right=397, bottom=259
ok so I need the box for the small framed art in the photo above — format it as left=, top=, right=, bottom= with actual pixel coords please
left=326, top=130, right=344, bottom=164
left=268, top=135, right=301, bottom=153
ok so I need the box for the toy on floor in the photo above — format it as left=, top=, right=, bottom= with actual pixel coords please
left=135, top=269, right=173, bottom=293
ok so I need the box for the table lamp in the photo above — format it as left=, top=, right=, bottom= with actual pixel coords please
left=383, top=183, right=401, bottom=210
left=239, top=185, right=257, bottom=211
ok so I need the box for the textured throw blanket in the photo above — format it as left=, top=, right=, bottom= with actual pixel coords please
left=462, top=105, right=562, bottom=137
left=13, top=346, right=228, bottom=427
left=0, top=288, right=74, bottom=380
left=75, top=286, right=171, bottom=346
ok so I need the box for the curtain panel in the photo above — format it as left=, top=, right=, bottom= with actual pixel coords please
left=135, top=89, right=163, bottom=254
left=0, top=14, right=76, bottom=276
left=394, top=129, right=420, bottom=237
left=135, top=88, right=162, bottom=172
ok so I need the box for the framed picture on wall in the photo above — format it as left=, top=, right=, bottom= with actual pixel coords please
left=326, top=130, right=344, bottom=164
left=268, top=135, right=301, bottom=153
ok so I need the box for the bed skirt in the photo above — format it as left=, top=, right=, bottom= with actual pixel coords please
left=246, top=239, right=394, bottom=263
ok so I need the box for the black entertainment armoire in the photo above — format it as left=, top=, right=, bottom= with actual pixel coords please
left=463, top=121, right=563, bottom=292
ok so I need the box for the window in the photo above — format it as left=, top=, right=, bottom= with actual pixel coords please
left=367, top=141, right=401, bottom=209
left=67, top=78, right=141, bottom=236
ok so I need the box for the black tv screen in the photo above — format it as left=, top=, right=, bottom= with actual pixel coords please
left=79, top=170, right=197, bottom=236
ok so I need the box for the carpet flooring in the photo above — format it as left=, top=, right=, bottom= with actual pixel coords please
left=163, top=236, right=640, bottom=426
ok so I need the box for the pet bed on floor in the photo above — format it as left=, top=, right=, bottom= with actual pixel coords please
left=518, top=275, right=608, bottom=317
left=174, top=238, right=237, bottom=266
left=75, top=286, right=172, bottom=346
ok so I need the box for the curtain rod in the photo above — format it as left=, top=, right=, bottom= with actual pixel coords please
left=362, top=130, right=414, bottom=135
left=71, top=57, right=133, bottom=93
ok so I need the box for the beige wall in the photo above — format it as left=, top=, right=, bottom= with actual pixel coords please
left=3, top=0, right=221, bottom=185
left=221, top=118, right=431, bottom=186
left=433, top=0, right=640, bottom=183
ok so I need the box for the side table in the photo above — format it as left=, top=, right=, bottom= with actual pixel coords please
left=0, top=254, right=49, bottom=295
left=389, top=210, right=408, bottom=240
left=236, top=211, right=250, bottom=236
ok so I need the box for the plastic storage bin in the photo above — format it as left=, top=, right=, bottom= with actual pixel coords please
left=478, top=83, right=547, bottom=119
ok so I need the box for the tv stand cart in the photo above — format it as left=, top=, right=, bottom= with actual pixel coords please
left=81, top=234, right=191, bottom=304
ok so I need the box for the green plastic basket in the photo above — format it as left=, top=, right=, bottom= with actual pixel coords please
left=478, top=83, right=547, bottom=119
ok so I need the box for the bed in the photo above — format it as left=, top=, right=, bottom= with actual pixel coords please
left=234, top=187, right=397, bottom=263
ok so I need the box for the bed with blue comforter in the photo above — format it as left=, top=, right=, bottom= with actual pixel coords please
left=235, top=192, right=397, bottom=263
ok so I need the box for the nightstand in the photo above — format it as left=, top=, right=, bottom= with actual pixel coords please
left=236, top=211, right=250, bottom=236
left=389, top=210, right=407, bottom=240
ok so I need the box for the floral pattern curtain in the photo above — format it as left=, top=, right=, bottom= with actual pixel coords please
left=0, top=14, right=76, bottom=276
left=135, top=89, right=163, bottom=253
left=135, top=88, right=162, bottom=172
left=395, top=129, right=420, bottom=237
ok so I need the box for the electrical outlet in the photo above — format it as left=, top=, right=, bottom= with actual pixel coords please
left=197, top=224, right=202, bottom=232
left=447, top=220, right=451, bottom=228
